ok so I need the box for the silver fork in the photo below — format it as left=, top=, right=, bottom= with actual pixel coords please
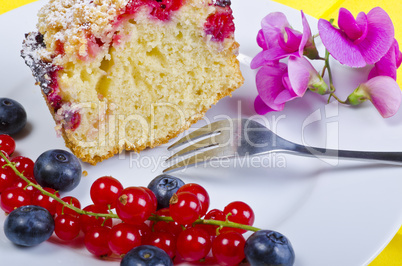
left=163, top=118, right=402, bottom=173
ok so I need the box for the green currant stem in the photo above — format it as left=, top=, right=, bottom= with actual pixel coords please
left=0, top=151, right=118, bottom=219
left=0, top=151, right=262, bottom=233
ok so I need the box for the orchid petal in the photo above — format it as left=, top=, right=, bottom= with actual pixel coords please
left=361, top=76, right=401, bottom=118
left=318, top=18, right=366, bottom=67
left=338, top=8, right=362, bottom=40
left=300, top=11, right=313, bottom=57
left=261, top=12, right=291, bottom=48
left=356, top=7, right=394, bottom=65
left=394, top=39, right=402, bottom=68
left=255, top=63, right=287, bottom=111
left=368, top=40, right=398, bottom=80
left=250, top=51, right=266, bottom=69
left=260, top=47, right=297, bottom=61
left=256, top=29, right=267, bottom=49
left=354, top=12, right=368, bottom=44
left=254, top=95, right=279, bottom=114
left=288, top=56, right=315, bottom=96
left=274, top=88, right=298, bottom=105
left=279, top=27, right=302, bottom=53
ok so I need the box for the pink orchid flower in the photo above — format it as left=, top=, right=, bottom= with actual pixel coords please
left=346, top=76, right=401, bottom=118
left=368, top=39, right=402, bottom=81
left=255, top=56, right=328, bottom=114
left=318, top=7, right=394, bottom=68
left=251, top=11, right=318, bottom=69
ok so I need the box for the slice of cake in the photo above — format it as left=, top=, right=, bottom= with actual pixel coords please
left=22, top=0, right=244, bottom=165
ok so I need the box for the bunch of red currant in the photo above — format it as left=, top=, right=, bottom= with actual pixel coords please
left=0, top=133, right=295, bottom=265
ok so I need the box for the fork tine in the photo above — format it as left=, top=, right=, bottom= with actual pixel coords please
left=167, top=119, right=231, bottom=150
left=165, top=136, right=220, bottom=163
left=163, top=147, right=233, bottom=173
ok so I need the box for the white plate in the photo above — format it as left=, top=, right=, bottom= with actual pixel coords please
left=1, top=1, right=402, bottom=265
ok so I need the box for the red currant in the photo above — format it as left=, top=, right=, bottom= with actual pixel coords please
left=143, top=231, right=176, bottom=258
left=222, top=201, right=255, bottom=234
left=56, top=196, right=81, bottom=218
left=169, top=192, right=201, bottom=225
left=11, top=156, right=34, bottom=180
left=0, top=186, right=31, bottom=213
left=195, top=209, right=226, bottom=236
left=176, top=227, right=211, bottom=261
left=90, top=176, right=123, bottom=209
left=0, top=135, right=15, bottom=156
left=177, top=183, right=210, bottom=217
left=32, top=187, right=60, bottom=216
left=212, top=231, right=246, bottom=265
left=0, top=165, right=18, bottom=193
left=136, top=222, right=152, bottom=239
left=80, top=204, right=113, bottom=233
left=0, top=150, right=10, bottom=167
left=84, top=226, right=112, bottom=257
left=152, top=208, right=183, bottom=237
left=116, top=186, right=156, bottom=225
left=108, top=223, right=142, bottom=255
left=139, top=186, right=157, bottom=211
left=12, top=180, right=36, bottom=200
left=54, top=214, right=81, bottom=241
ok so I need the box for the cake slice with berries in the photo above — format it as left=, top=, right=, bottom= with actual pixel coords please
left=21, top=0, right=244, bottom=165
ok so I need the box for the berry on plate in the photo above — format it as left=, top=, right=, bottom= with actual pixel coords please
left=4, top=205, right=54, bottom=246
left=34, top=149, right=82, bottom=192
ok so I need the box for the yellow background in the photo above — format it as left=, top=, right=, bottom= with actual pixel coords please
left=1, top=0, right=401, bottom=265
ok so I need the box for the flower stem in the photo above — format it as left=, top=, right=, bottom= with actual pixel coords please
left=0, top=151, right=261, bottom=233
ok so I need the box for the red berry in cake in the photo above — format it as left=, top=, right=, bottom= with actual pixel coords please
left=80, top=204, right=113, bottom=233
left=169, top=192, right=201, bottom=225
left=54, top=214, right=81, bottom=241
left=177, top=183, right=210, bottom=217
left=84, top=226, right=112, bottom=257
left=148, top=0, right=184, bottom=21
left=176, top=227, right=211, bottom=261
left=0, top=135, right=16, bottom=156
left=0, top=187, right=32, bottom=213
left=108, top=223, right=142, bottom=256
left=32, top=187, right=60, bottom=216
left=222, top=201, right=255, bottom=234
left=212, top=231, right=246, bottom=265
left=90, top=176, right=124, bottom=209
left=143, top=231, right=177, bottom=258
left=116, top=186, right=156, bottom=225
left=204, top=6, right=235, bottom=42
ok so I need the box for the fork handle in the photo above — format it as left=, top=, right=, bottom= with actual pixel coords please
left=285, top=143, right=402, bottom=165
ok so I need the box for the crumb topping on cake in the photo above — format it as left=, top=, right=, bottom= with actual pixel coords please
left=37, top=0, right=130, bottom=62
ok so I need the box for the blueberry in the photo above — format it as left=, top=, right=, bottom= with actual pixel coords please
left=121, top=245, right=173, bottom=266
left=0, top=98, right=27, bottom=135
left=4, top=205, right=55, bottom=247
left=147, top=174, right=185, bottom=210
left=244, top=230, right=295, bottom=266
left=34, top=149, right=82, bottom=192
